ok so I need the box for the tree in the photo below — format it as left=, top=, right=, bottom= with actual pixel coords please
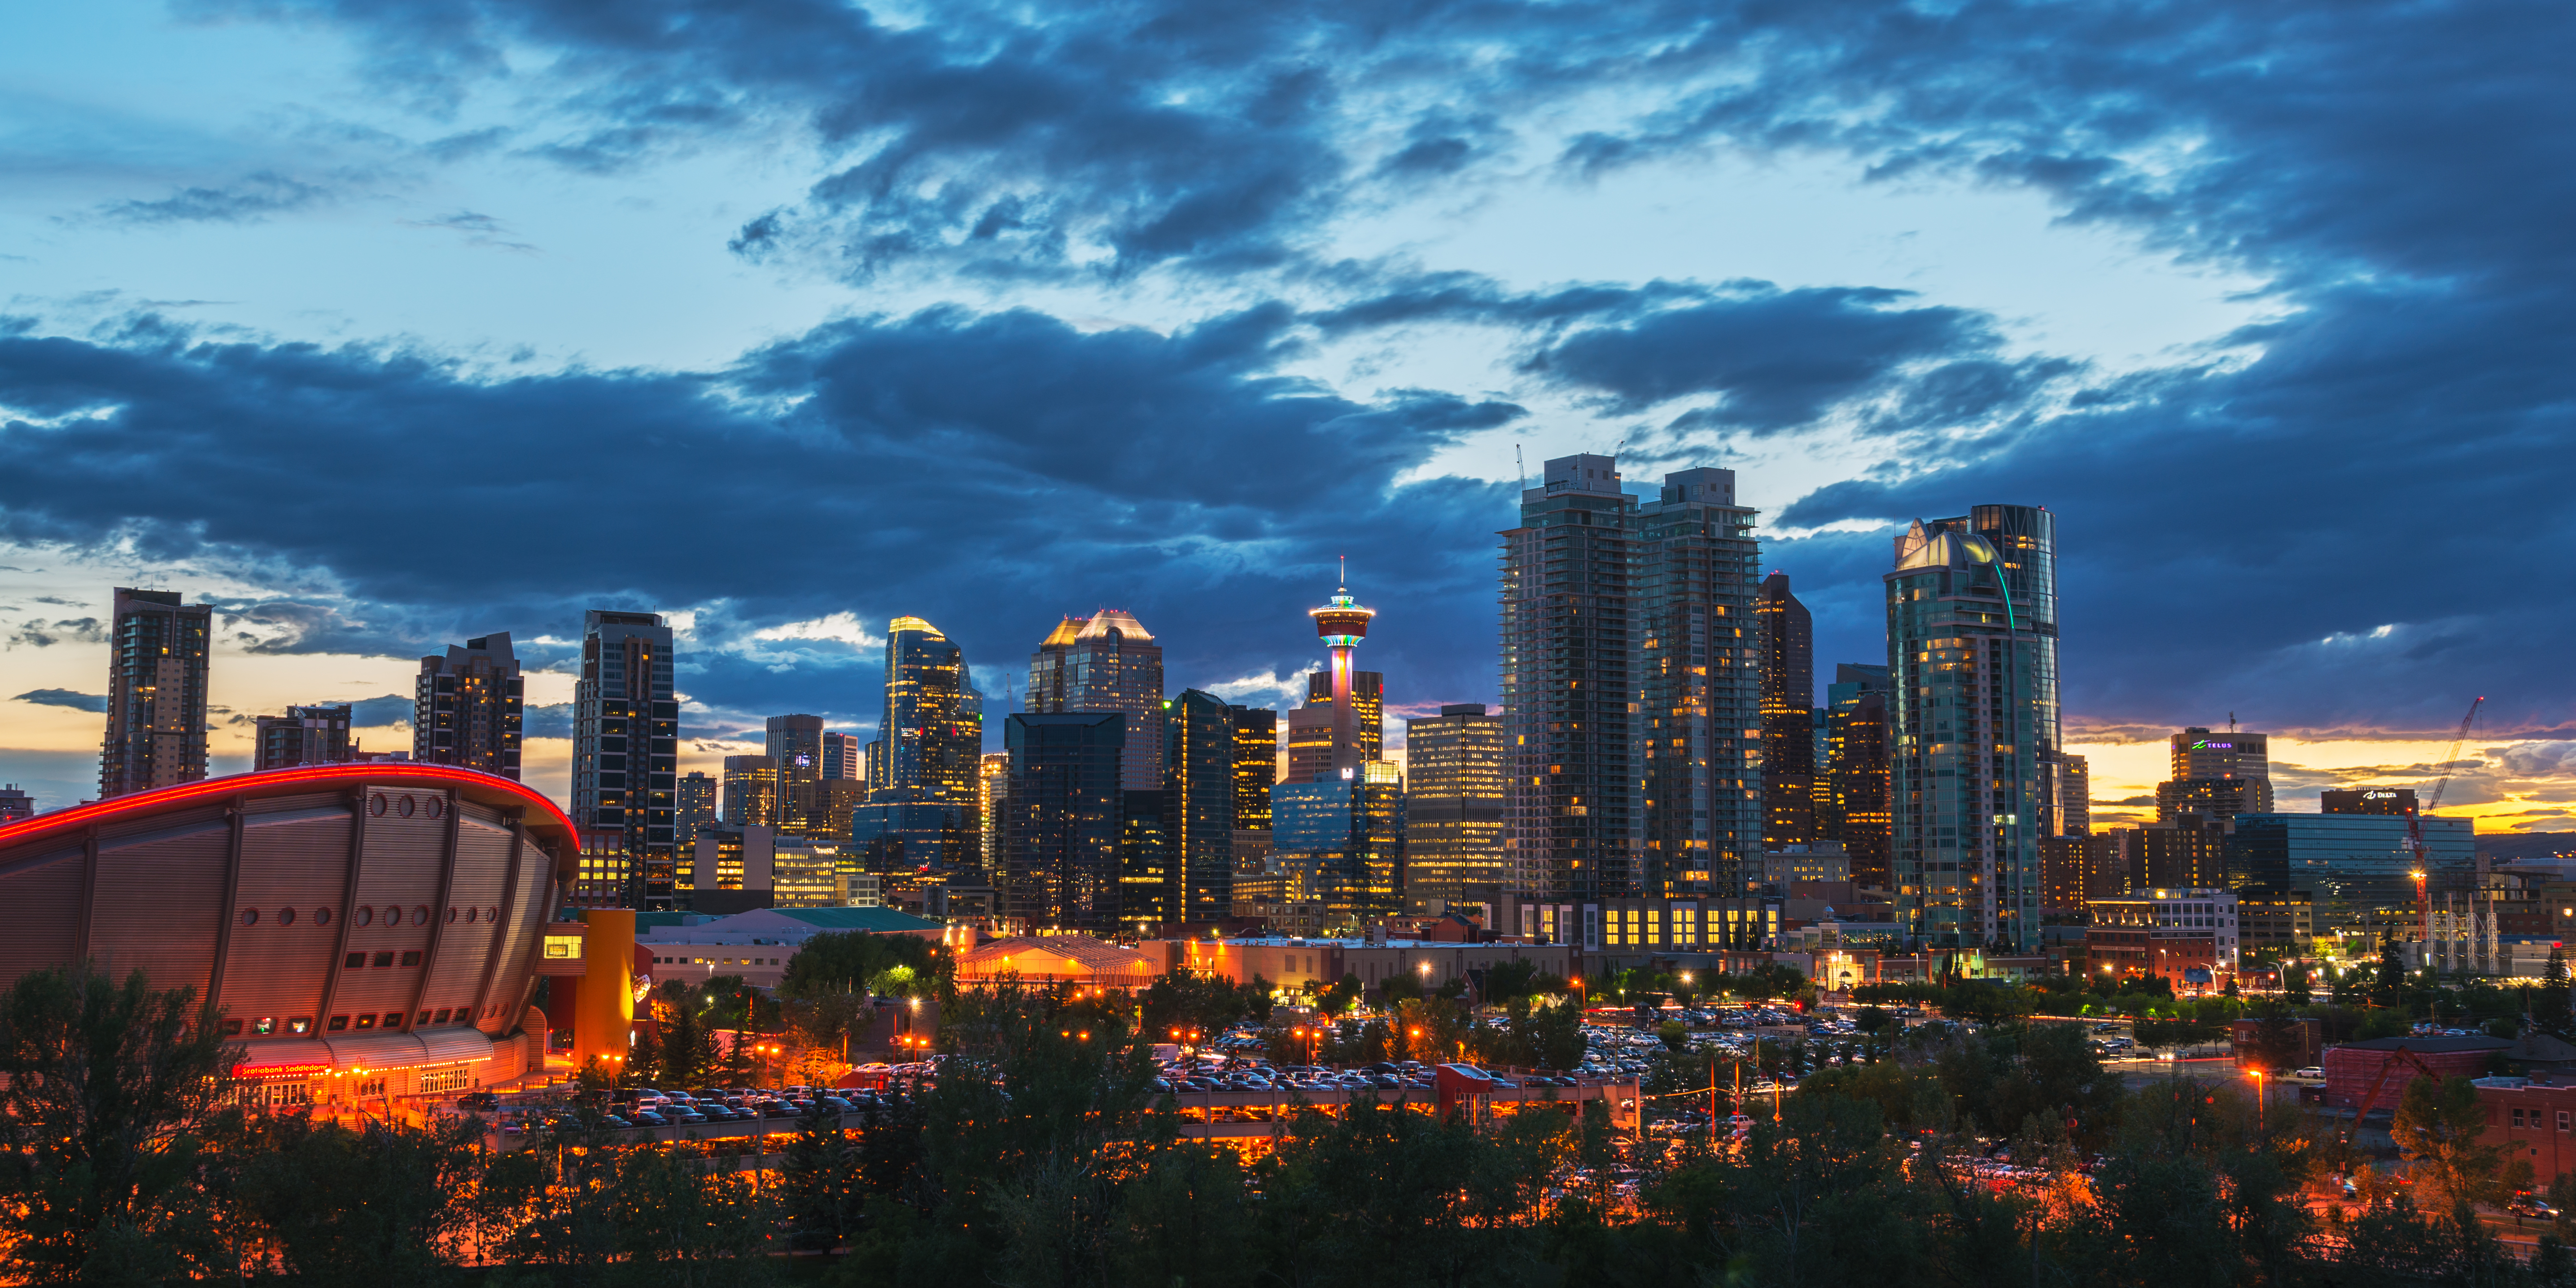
left=781, top=1098, right=865, bottom=1251
left=781, top=930, right=945, bottom=998
left=233, top=1115, right=486, bottom=1288
left=2283, top=961, right=2314, bottom=1005
left=2393, top=1074, right=2532, bottom=1208
left=0, top=965, right=240, bottom=1285
left=1315, top=974, right=1364, bottom=1017
left=628, top=1016, right=665, bottom=1086
left=2539, top=946, right=2574, bottom=1038
left=2379, top=933, right=2408, bottom=991
left=1483, top=959, right=1539, bottom=1008
left=659, top=982, right=720, bottom=1087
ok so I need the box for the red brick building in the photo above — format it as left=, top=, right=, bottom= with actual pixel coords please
left=2323, top=1036, right=2508, bottom=1113
left=2474, top=1078, right=2576, bottom=1185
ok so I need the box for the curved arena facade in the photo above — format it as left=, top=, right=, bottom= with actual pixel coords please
left=0, top=764, right=577, bottom=1105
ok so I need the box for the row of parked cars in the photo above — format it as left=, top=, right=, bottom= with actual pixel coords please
left=499, top=1084, right=918, bottom=1134
left=1151, top=1053, right=1597, bottom=1097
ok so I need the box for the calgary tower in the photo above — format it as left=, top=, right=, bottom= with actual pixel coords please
left=1307, top=562, right=1376, bottom=774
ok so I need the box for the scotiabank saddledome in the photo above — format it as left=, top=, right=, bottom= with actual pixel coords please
left=0, top=764, right=577, bottom=1103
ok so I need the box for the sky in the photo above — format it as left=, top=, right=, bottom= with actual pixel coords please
left=2, top=0, right=2570, bottom=832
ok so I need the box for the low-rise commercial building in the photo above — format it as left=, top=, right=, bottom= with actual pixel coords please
left=2322, top=1036, right=2506, bottom=1113
left=634, top=905, right=946, bottom=987
left=1165, top=935, right=1579, bottom=998
left=2085, top=888, right=2239, bottom=980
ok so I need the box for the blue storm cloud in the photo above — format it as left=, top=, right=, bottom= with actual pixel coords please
left=14, top=0, right=2572, bottom=740
left=11, top=689, right=109, bottom=714
left=0, top=306, right=1522, bottom=725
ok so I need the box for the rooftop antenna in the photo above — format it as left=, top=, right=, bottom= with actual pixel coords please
left=2229, top=712, right=2237, bottom=734
left=1338, top=554, right=1347, bottom=589
left=1515, top=443, right=1526, bottom=489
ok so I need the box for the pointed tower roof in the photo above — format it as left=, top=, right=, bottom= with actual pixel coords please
left=1078, top=609, right=1152, bottom=642
left=1040, top=616, right=1087, bottom=648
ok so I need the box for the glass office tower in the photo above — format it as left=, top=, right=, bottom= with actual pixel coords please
left=1028, top=610, right=1165, bottom=791
left=1402, top=703, right=1506, bottom=914
left=1885, top=506, right=2060, bottom=952
left=1163, top=688, right=1237, bottom=923
left=1756, top=572, right=1816, bottom=846
left=1001, top=712, right=1127, bottom=931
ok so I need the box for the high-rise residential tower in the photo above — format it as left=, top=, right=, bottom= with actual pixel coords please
left=1028, top=611, right=1164, bottom=791
left=414, top=633, right=524, bottom=778
left=1402, top=703, right=1506, bottom=916
left=2156, top=728, right=2273, bottom=821
left=1002, top=712, right=1127, bottom=931
left=1501, top=456, right=1763, bottom=919
left=1885, top=507, right=2061, bottom=952
left=2056, top=753, right=2092, bottom=837
left=253, top=704, right=354, bottom=770
left=765, top=714, right=826, bottom=835
left=1631, top=466, right=1765, bottom=899
left=100, top=588, right=212, bottom=799
left=676, top=771, right=718, bottom=851
left=571, top=610, right=679, bottom=906
left=1756, top=572, right=1816, bottom=846
left=1501, top=455, right=1639, bottom=906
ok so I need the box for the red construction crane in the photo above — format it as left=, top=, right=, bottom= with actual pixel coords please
left=2411, top=697, right=2484, bottom=956
left=2338, top=1043, right=2446, bottom=1152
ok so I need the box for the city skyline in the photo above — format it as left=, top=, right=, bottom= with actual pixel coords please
left=1, top=2, right=2570, bottom=831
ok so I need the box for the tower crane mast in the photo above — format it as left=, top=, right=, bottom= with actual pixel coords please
left=2412, top=696, right=2484, bottom=965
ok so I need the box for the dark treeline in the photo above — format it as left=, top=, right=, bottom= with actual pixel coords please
left=10, top=963, right=2576, bottom=1287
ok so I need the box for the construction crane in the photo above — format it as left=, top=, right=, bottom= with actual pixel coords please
left=2411, top=697, right=2484, bottom=954
left=2337, top=1043, right=2445, bottom=1154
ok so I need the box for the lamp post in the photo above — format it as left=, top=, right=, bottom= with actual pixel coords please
left=2250, top=1068, right=2265, bottom=1131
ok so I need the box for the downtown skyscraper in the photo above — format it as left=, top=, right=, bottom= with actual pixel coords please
left=571, top=610, right=678, bottom=907
left=100, top=587, right=212, bottom=799
left=1501, top=455, right=1763, bottom=931
left=1403, top=703, right=1505, bottom=917
left=880, top=616, right=983, bottom=811
left=1756, top=572, right=1815, bottom=846
left=1028, top=610, right=1164, bottom=791
left=765, top=714, right=825, bottom=835
left=850, top=616, right=986, bottom=871
left=1885, top=506, right=2061, bottom=953
left=1633, top=468, right=1764, bottom=897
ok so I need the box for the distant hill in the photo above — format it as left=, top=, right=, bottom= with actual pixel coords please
left=2479, top=832, right=2576, bottom=863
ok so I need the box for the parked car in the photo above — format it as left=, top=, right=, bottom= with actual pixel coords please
left=2294, top=1066, right=2324, bottom=1079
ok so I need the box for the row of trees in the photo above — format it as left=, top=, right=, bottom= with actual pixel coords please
left=24, top=959, right=2576, bottom=1287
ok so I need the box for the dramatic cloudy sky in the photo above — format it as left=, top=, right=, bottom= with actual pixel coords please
left=2, top=0, right=2568, bottom=830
